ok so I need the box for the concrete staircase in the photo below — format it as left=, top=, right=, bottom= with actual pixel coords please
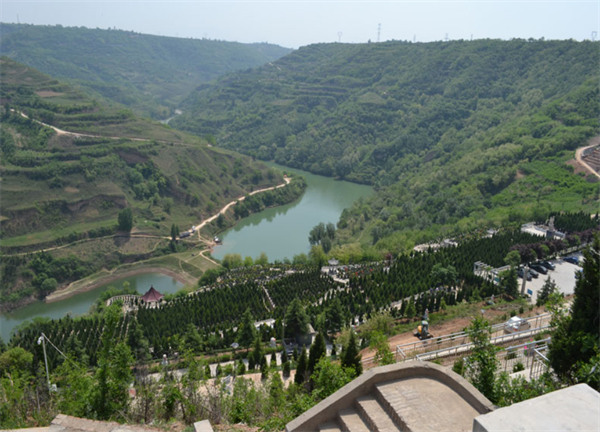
left=316, top=386, right=407, bottom=431
left=287, top=362, right=495, bottom=432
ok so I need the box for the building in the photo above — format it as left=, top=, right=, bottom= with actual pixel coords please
left=141, top=286, right=164, bottom=303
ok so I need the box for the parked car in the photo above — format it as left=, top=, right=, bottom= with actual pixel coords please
left=517, top=267, right=532, bottom=281
left=539, top=260, right=555, bottom=270
left=564, top=256, right=580, bottom=265
left=528, top=268, right=539, bottom=278
left=529, top=263, right=548, bottom=275
left=504, top=316, right=531, bottom=333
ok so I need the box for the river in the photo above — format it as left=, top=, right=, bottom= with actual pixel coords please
left=0, top=273, right=182, bottom=342
left=211, top=164, right=373, bottom=262
left=1, top=165, right=372, bottom=342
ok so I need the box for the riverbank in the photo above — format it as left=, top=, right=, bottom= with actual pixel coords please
left=45, top=266, right=195, bottom=304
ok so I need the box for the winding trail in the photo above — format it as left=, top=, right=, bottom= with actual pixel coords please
left=191, top=175, right=291, bottom=236
left=575, top=138, right=600, bottom=180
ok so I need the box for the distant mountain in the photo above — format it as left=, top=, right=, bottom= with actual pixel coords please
left=172, top=39, right=599, bottom=250
left=0, top=23, right=292, bottom=118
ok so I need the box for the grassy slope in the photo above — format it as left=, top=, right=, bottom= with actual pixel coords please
left=172, top=39, right=600, bottom=251
left=0, top=23, right=291, bottom=118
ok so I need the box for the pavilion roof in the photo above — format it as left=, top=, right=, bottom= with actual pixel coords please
left=142, top=286, right=164, bottom=302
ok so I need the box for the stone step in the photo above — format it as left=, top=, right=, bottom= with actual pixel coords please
left=356, top=395, right=401, bottom=432
left=319, top=421, right=343, bottom=432
left=376, top=381, right=417, bottom=429
left=338, top=408, right=371, bottom=432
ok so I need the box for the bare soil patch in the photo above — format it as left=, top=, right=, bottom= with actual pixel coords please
left=360, top=300, right=549, bottom=364
left=36, top=90, right=64, bottom=97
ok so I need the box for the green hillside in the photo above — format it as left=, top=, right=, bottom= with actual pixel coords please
left=0, top=23, right=291, bottom=119
left=173, top=39, right=600, bottom=250
left=0, top=58, right=302, bottom=306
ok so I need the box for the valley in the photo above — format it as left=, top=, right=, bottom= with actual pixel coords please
left=0, top=24, right=598, bottom=431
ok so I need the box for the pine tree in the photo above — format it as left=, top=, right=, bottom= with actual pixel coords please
left=294, top=346, right=308, bottom=385
left=307, top=333, right=326, bottom=376
left=537, top=277, right=558, bottom=306
left=341, top=330, right=362, bottom=377
left=284, top=298, right=309, bottom=340
left=237, top=308, right=256, bottom=349
left=466, top=317, right=498, bottom=402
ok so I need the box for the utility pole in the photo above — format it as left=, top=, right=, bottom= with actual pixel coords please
left=520, top=267, right=528, bottom=296
left=38, top=334, right=51, bottom=391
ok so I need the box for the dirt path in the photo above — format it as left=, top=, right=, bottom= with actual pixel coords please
left=45, top=266, right=195, bottom=303
left=574, top=137, right=600, bottom=180
left=4, top=233, right=170, bottom=257
left=14, top=109, right=152, bottom=142
left=192, top=176, right=291, bottom=237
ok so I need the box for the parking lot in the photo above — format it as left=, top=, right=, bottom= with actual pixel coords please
left=520, top=254, right=584, bottom=304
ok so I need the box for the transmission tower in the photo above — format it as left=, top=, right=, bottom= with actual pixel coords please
left=377, top=23, right=381, bottom=42
left=337, top=31, right=342, bottom=43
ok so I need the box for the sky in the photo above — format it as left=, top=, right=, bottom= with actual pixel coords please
left=1, top=1, right=598, bottom=48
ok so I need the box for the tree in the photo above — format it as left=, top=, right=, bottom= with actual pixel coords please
left=405, top=297, right=417, bottom=318
left=250, top=335, right=263, bottom=370
left=370, top=331, right=394, bottom=366
left=238, top=308, right=257, bottom=349
left=307, top=333, right=326, bottom=377
left=92, top=305, right=134, bottom=419
left=311, top=357, right=354, bottom=400
left=170, top=224, right=179, bottom=241
left=465, top=317, right=498, bottom=402
left=308, top=245, right=327, bottom=267
left=341, top=330, right=362, bottom=377
left=284, top=298, right=309, bottom=340
left=549, top=236, right=600, bottom=390
left=325, top=298, right=345, bottom=336
left=499, top=268, right=518, bottom=298
left=117, top=207, right=133, bottom=232
left=431, top=263, right=458, bottom=287
left=536, top=276, right=558, bottom=306
left=222, top=253, right=243, bottom=269
left=255, top=252, right=269, bottom=266
left=504, top=250, right=521, bottom=268
left=295, top=346, right=308, bottom=385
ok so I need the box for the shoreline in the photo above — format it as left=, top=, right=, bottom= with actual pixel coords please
left=45, top=266, right=195, bottom=304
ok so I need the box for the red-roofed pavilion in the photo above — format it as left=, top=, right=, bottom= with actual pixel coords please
left=141, top=286, right=164, bottom=303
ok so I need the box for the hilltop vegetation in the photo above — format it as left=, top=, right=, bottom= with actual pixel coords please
left=0, top=23, right=291, bottom=118
left=173, top=39, right=600, bottom=251
left=0, top=57, right=302, bottom=307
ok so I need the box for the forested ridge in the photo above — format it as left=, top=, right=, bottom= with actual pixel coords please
left=173, top=39, right=600, bottom=251
left=0, top=23, right=291, bottom=118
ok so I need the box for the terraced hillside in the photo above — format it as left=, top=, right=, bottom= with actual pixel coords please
left=0, top=58, right=297, bottom=306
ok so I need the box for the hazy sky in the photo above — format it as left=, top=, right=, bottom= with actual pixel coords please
left=2, top=1, right=598, bottom=48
